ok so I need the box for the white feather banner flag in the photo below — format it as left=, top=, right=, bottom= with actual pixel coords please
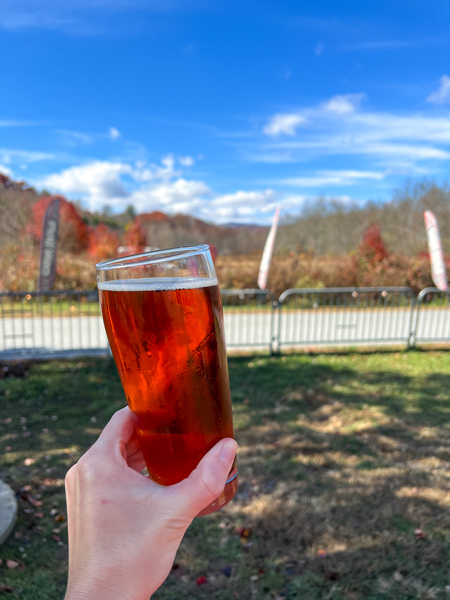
left=424, top=210, right=448, bottom=291
left=258, top=206, right=281, bottom=290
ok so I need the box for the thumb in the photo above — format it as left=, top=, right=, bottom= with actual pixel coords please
left=172, top=438, right=238, bottom=518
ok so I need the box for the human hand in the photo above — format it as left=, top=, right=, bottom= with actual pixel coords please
left=64, top=407, right=238, bottom=600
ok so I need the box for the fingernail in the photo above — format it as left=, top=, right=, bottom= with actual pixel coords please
left=219, top=439, right=237, bottom=464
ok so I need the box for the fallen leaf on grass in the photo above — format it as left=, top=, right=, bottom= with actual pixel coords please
left=28, top=497, right=42, bottom=507
left=52, top=535, right=61, bottom=542
left=14, top=532, right=22, bottom=539
left=6, top=560, right=19, bottom=569
left=54, top=514, right=66, bottom=522
left=236, top=527, right=251, bottom=538
left=35, top=512, right=44, bottom=519
left=196, top=576, right=207, bottom=586
left=414, top=529, right=426, bottom=540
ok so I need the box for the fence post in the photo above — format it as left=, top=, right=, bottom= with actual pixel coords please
left=407, top=293, right=416, bottom=349
left=270, top=299, right=278, bottom=355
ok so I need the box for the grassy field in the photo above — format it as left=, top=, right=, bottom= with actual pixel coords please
left=1, top=351, right=450, bottom=599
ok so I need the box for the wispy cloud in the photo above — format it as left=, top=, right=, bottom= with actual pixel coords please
left=276, top=170, right=386, bottom=188
left=0, top=164, right=13, bottom=177
left=0, top=148, right=56, bottom=163
left=263, top=114, right=307, bottom=137
left=314, top=43, right=324, bottom=56
left=340, top=40, right=417, bottom=51
left=427, top=75, right=450, bottom=105
left=320, top=93, right=365, bottom=115
left=0, top=120, right=40, bottom=127
left=0, top=0, right=197, bottom=33
left=257, top=93, right=450, bottom=171
left=56, top=127, right=121, bottom=146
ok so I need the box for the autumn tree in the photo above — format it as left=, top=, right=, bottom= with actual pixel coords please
left=123, top=220, right=147, bottom=253
left=88, top=224, right=121, bottom=261
left=358, top=224, right=389, bottom=266
left=0, top=174, right=39, bottom=248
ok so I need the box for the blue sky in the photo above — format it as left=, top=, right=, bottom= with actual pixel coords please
left=1, top=0, right=450, bottom=224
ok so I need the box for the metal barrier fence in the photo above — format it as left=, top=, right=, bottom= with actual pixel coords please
left=220, top=289, right=276, bottom=349
left=0, top=286, right=448, bottom=359
left=412, top=287, right=450, bottom=346
left=277, top=287, right=415, bottom=351
left=0, top=290, right=107, bottom=358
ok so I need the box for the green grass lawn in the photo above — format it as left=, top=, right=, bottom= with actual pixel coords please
left=1, top=351, right=450, bottom=599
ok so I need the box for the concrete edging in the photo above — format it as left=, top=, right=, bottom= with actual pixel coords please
left=0, top=480, right=18, bottom=545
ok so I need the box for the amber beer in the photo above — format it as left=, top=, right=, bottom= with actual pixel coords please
left=98, top=275, right=237, bottom=513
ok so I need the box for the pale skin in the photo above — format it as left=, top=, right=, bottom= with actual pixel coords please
left=64, top=407, right=238, bottom=600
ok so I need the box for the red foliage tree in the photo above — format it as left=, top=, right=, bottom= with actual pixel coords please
left=123, top=220, right=147, bottom=254
left=28, top=195, right=89, bottom=253
left=358, top=224, right=389, bottom=266
left=88, top=224, right=120, bottom=262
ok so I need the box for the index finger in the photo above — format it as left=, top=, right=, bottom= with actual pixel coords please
left=95, top=406, right=135, bottom=457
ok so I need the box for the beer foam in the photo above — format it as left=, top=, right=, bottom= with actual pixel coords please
left=98, top=276, right=219, bottom=292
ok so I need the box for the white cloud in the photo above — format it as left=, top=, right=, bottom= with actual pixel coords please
left=321, top=93, right=365, bottom=115
left=178, top=155, right=194, bottom=167
left=40, top=157, right=279, bottom=223
left=0, top=164, right=13, bottom=176
left=43, top=161, right=132, bottom=209
left=263, top=113, right=306, bottom=137
left=108, top=127, right=121, bottom=140
left=427, top=75, right=450, bottom=105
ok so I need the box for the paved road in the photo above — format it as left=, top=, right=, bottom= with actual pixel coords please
left=0, top=308, right=448, bottom=358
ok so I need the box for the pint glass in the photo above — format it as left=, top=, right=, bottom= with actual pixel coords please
left=96, top=245, right=238, bottom=515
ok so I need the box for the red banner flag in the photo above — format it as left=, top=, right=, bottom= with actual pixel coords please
left=38, top=198, right=61, bottom=292
left=258, top=206, right=281, bottom=290
left=423, top=210, right=448, bottom=291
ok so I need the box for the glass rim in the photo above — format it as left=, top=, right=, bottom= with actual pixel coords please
left=96, top=244, right=210, bottom=271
